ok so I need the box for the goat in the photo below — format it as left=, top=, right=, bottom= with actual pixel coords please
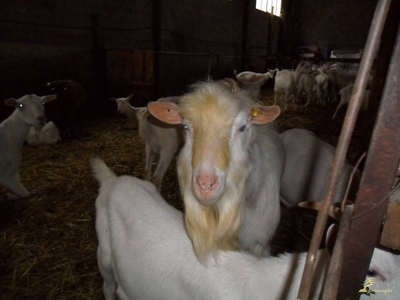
left=0, top=94, right=56, bottom=199
left=148, top=81, right=285, bottom=260
left=273, top=69, right=297, bottom=109
left=26, top=121, right=61, bottom=146
left=234, top=69, right=276, bottom=99
left=314, top=72, right=329, bottom=105
left=46, top=79, right=86, bottom=139
left=110, top=94, right=138, bottom=129
left=295, top=61, right=317, bottom=106
left=327, top=67, right=357, bottom=103
left=91, top=157, right=400, bottom=300
left=111, top=95, right=183, bottom=191
left=279, top=128, right=361, bottom=208
left=332, top=84, right=370, bottom=119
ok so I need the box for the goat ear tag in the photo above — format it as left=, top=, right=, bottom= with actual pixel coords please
left=252, top=108, right=265, bottom=118
left=249, top=105, right=281, bottom=124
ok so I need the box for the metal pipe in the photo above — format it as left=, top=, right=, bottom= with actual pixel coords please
left=322, top=205, right=353, bottom=300
left=296, top=0, right=392, bottom=298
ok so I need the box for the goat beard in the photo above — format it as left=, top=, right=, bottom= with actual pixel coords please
left=178, top=152, right=250, bottom=263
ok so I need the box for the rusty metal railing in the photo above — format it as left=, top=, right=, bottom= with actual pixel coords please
left=296, top=0, right=392, bottom=298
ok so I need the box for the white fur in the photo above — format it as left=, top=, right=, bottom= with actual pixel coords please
left=273, top=69, right=297, bottom=109
left=234, top=69, right=276, bottom=99
left=112, top=95, right=183, bottom=191
left=279, top=128, right=360, bottom=208
left=0, top=94, right=56, bottom=198
left=91, top=157, right=400, bottom=300
left=332, top=84, right=370, bottom=119
left=314, top=72, right=329, bottom=105
left=26, top=121, right=61, bottom=146
left=327, top=67, right=357, bottom=103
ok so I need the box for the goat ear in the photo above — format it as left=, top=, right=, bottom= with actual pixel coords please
left=126, top=94, right=134, bottom=103
left=110, top=97, right=117, bottom=102
left=248, top=104, right=280, bottom=124
left=148, top=102, right=182, bottom=124
left=42, top=94, right=57, bottom=103
left=5, top=98, right=18, bottom=107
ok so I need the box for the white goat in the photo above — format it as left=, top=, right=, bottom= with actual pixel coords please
left=110, top=94, right=138, bottom=128
left=148, top=81, right=285, bottom=260
left=295, top=61, right=317, bottom=106
left=327, top=67, right=357, bottom=103
left=26, top=121, right=61, bottom=146
left=332, top=84, right=370, bottom=119
left=314, top=72, right=329, bottom=105
left=91, top=157, right=400, bottom=300
left=215, top=78, right=240, bottom=93
left=0, top=94, right=57, bottom=199
left=279, top=128, right=361, bottom=208
left=111, top=95, right=183, bottom=191
left=273, top=69, right=297, bottom=109
left=234, top=69, right=276, bottom=99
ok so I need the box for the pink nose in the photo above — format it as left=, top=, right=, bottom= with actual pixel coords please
left=195, top=171, right=221, bottom=203
left=196, top=173, right=217, bottom=192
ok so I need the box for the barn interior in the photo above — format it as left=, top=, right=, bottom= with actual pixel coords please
left=1, top=0, right=400, bottom=299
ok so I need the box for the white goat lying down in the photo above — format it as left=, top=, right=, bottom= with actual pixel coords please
left=26, top=121, right=61, bottom=146
left=0, top=94, right=56, bottom=199
left=91, top=157, right=400, bottom=300
left=280, top=128, right=361, bottom=208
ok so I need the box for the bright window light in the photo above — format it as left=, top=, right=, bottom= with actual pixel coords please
left=256, top=0, right=281, bottom=17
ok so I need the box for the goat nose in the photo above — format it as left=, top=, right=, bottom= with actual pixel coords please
left=196, top=173, right=217, bottom=192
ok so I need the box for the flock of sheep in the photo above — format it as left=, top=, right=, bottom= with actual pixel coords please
left=0, top=61, right=397, bottom=299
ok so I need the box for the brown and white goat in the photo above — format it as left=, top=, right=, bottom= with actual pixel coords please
left=148, top=81, right=285, bottom=261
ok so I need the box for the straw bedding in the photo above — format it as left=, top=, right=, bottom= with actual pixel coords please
left=0, top=88, right=365, bottom=299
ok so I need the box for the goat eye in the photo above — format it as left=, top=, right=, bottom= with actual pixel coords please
left=239, top=125, right=246, bottom=132
left=18, top=103, right=23, bottom=108
left=367, top=269, right=378, bottom=277
left=42, top=101, right=45, bottom=105
left=183, top=124, right=189, bottom=131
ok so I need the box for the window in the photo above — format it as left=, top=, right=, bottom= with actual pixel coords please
left=256, top=0, right=281, bottom=17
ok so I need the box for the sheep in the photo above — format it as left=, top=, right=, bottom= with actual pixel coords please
left=90, top=157, right=400, bottom=300
left=279, top=128, right=361, bottom=208
left=26, top=121, right=61, bottom=146
left=46, top=79, right=86, bottom=139
left=148, top=81, right=285, bottom=261
left=234, top=69, right=276, bottom=99
left=0, top=94, right=57, bottom=199
left=273, top=69, right=297, bottom=109
left=111, top=95, right=183, bottom=191
left=332, top=84, right=371, bottom=119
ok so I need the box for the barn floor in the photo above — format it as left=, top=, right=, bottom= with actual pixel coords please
left=0, top=88, right=367, bottom=299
